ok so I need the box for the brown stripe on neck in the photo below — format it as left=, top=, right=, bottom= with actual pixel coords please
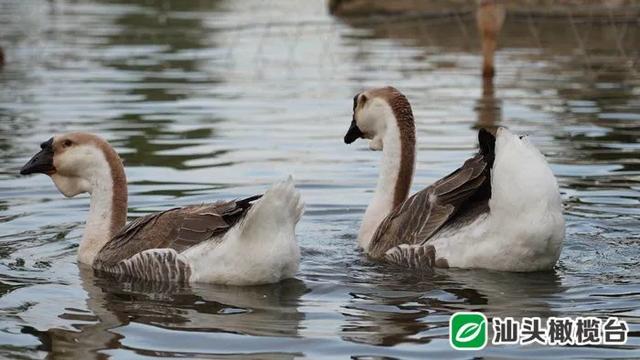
left=94, top=140, right=128, bottom=237
left=373, top=87, right=416, bottom=208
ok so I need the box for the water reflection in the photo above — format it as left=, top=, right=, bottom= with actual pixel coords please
left=340, top=276, right=436, bottom=347
left=339, top=269, right=564, bottom=346
left=475, top=76, right=501, bottom=129
left=335, top=8, right=639, bottom=78
left=94, top=0, right=227, bottom=170
left=441, top=270, right=565, bottom=317
left=20, top=267, right=122, bottom=359
left=19, top=266, right=308, bottom=358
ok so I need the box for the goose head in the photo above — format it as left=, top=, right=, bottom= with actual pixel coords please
left=343, top=86, right=414, bottom=151
left=20, top=132, right=122, bottom=197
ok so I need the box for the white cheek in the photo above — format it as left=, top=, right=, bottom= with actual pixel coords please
left=50, top=145, right=105, bottom=197
left=359, top=100, right=390, bottom=140
left=56, top=147, right=97, bottom=174
left=358, top=107, right=379, bottom=134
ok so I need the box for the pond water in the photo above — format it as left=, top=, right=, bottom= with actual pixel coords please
left=1, top=0, right=639, bottom=358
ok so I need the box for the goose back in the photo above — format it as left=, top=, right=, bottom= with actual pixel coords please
left=367, top=129, right=496, bottom=259
left=93, top=195, right=261, bottom=281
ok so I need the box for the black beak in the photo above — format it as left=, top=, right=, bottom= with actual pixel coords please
left=344, top=117, right=364, bottom=144
left=20, top=138, right=56, bottom=175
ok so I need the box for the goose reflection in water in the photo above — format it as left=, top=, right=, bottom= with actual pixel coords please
left=20, top=266, right=309, bottom=359
left=475, top=76, right=502, bottom=130
left=339, top=265, right=564, bottom=346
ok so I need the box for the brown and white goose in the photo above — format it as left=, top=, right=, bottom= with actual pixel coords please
left=344, top=86, right=564, bottom=272
left=20, top=133, right=304, bottom=285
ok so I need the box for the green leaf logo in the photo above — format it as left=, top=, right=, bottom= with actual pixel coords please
left=456, top=321, right=484, bottom=343
left=450, top=312, right=488, bottom=350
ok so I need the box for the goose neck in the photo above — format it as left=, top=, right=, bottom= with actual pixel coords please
left=78, top=146, right=127, bottom=265
left=359, top=105, right=416, bottom=251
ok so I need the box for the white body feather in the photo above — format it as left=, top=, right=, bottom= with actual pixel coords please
left=427, top=128, right=565, bottom=271
left=183, top=177, right=304, bottom=285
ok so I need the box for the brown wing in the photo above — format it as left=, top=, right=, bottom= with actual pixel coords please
left=367, top=154, right=490, bottom=259
left=94, top=195, right=261, bottom=267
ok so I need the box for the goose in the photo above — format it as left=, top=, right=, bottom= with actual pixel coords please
left=343, top=86, right=564, bottom=272
left=20, top=133, right=304, bottom=285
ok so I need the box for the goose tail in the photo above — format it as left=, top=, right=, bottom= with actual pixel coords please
left=183, top=177, right=303, bottom=284
left=240, top=176, right=304, bottom=237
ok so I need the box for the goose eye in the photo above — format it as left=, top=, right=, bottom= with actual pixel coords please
left=63, top=139, right=73, bottom=148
